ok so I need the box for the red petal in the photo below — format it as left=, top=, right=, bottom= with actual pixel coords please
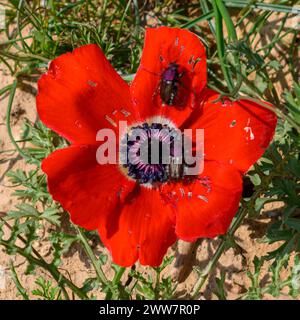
left=42, top=145, right=135, bottom=230
left=161, top=161, right=243, bottom=240
left=98, top=187, right=176, bottom=267
left=37, top=44, right=138, bottom=144
left=131, top=27, right=207, bottom=127
left=188, top=89, right=277, bottom=173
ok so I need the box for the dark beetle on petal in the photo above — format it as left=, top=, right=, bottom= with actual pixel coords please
left=160, top=63, right=181, bottom=105
left=166, top=157, right=185, bottom=181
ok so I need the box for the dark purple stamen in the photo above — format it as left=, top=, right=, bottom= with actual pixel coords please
left=121, top=122, right=182, bottom=184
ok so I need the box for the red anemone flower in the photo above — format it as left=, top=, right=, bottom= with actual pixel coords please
left=37, top=27, right=277, bottom=267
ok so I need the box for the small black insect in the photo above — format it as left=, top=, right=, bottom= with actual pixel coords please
left=242, top=176, right=255, bottom=198
left=160, top=63, right=182, bottom=105
left=166, top=158, right=185, bottom=181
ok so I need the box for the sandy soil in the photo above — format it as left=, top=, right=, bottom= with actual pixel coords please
left=0, top=11, right=299, bottom=300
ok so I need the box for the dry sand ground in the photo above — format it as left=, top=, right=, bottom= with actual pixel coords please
left=0, top=11, right=299, bottom=299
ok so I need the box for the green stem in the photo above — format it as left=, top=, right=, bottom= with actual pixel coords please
left=216, top=0, right=242, bottom=96
left=289, top=32, right=298, bottom=83
left=0, top=50, right=49, bottom=62
left=17, top=0, right=31, bottom=53
left=105, top=266, right=126, bottom=300
left=223, top=0, right=300, bottom=14
left=191, top=207, right=248, bottom=299
left=0, top=84, right=13, bottom=96
left=191, top=240, right=227, bottom=299
left=117, top=0, right=132, bottom=43
left=113, top=267, right=126, bottom=286
left=261, top=14, right=288, bottom=58
left=211, top=0, right=234, bottom=91
left=132, top=0, right=141, bottom=36
left=10, top=261, right=29, bottom=300
left=6, top=80, right=29, bottom=160
left=75, top=226, right=113, bottom=292
left=181, top=10, right=214, bottom=29
left=0, top=239, right=87, bottom=300
left=0, top=35, right=32, bottom=46
left=99, top=0, right=108, bottom=35
left=191, top=158, right=284, bottom=299
left=0, top=217, right=88, bottom=300
left=154, top=268, right=161, bottom=300
left=199, top=0, right=215, bottom=34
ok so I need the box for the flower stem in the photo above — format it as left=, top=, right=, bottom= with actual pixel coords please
left=222, top=0, right=300, bottom=14
left=105, top=266, right=126, bottom=300
left=75, top=226, right=113, bottom=293
left=191, top=207, right=248, bottom=299
left=113, top=267, right=126, bottom=286
left=0, top=238, right=87, bottom=299
left=6, top=80, right=29, bottom=160
left=154, top=268, right=161, bottom=300
left=215, top=0, right=243, bottom=97
left=211, top=0, right=234, bottom=92
left=10, top=261, right=29, bottom=300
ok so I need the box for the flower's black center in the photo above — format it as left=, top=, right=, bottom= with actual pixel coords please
left=121, top=122, right=184, bottom=184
